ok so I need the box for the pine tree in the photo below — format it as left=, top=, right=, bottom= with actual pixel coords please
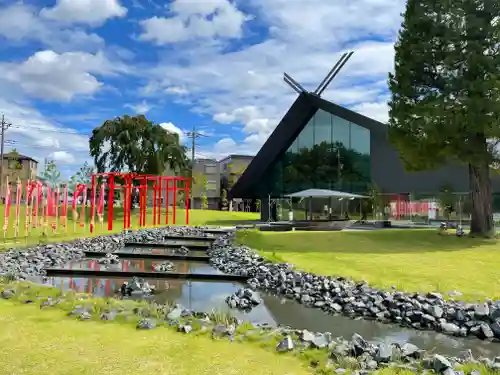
left=388, top=0, right=500, bottom=237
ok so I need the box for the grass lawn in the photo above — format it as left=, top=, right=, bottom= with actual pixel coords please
left=237, top=229, right=500, bottom=301
left=0, top=208, right=259, bottom=249
left=0, top=301, right=310, bottom=375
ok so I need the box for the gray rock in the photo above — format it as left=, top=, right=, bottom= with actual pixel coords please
left=433, top=354, right=452, bottom=373
left=276, top=336, right=294, bottom=352
left=477, top=323, right=494, bottom=340
left=474, top=303, right=490, bottom=319
left=167, top=307, right=183, bottom=320
left=137, top=319, right=156, bottom=330
left=178, top=324, right=192, bottom=334
left=1, top=289, right=14, bottom=299
left=78, top=311, right=92, bottom=320
left=375, top=343, right=392, bottom=363
left=100, top=311, right=117, bottom=321
left=441, top=322, right=461, bottom=335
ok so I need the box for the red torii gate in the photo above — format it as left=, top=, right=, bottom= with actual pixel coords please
left=88, top=172, right=191, bottom=233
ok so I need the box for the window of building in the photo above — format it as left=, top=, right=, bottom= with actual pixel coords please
left=258, top=108, right=371, bottom=197
left=206, top=180, right=218, bottom=191
left=204, top=164, right=218, bottom=175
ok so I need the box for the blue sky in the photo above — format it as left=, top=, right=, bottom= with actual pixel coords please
left=0, top=0, right=404, bottom=178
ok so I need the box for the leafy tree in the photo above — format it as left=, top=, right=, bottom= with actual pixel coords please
left=89, top=115, right=189, bottom=176
left=388, top=0, right=500, bottom=237
left=255, top=199, right=261, bottom=212
left=221, top=188, right=228, bottom=209
left=201, top=192, right=208, bottom=209
left=368, top=184, right=383, bottom=219
left=438, top=184, right=455, bottom=221
left=40, top=160, right=61, bottom=188
left=69, top=161, right=95, bottom=193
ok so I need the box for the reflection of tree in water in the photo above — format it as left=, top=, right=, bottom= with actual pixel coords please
left=66, top=259, right=191, bottom=303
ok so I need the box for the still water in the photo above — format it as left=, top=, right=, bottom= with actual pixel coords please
left=56, top=258, right=222, bottom=275
left=119, top=247, right=208, bottom=257
left=46, top=259, right=499, bottom=358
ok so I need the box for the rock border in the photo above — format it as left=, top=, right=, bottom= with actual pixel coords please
left=209, top=233, right=500, bottom=344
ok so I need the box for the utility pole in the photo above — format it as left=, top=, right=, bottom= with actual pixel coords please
left=0, top=115, right=11, bottom=199
left=185, top=125, right=208, bottom=210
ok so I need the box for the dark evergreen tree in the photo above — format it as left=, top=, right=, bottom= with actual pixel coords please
left=388, top=0, right=500, bottom=236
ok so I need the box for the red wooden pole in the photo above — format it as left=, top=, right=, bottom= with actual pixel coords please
left=126, top=176, right=132, bottom=229
left=143, top=179, right=147, bottom=226
left=157, top=178, right=162, bottom=224
left=123, top=176, right=128, bottom=229
left=172, top=178, right=177, bottom=225
left=108, top=175, right=114, bottom=231
left=153, top=181, right=157, bottom=226
left=89, top=175, right=96, bottom=233
left=165, top=178, right=170, bottom=224
left=185, top=178, right=190, bottom=225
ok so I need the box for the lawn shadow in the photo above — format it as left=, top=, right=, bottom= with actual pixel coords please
left=238, top=229, right=499, bottom=255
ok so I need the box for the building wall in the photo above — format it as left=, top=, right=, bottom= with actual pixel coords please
left=2, top=158, right=37, bottom=182
left=220, top=156, right=253, bottom=192
left=192, top=159, right=220, bottom=199
left=370, top=127, right=471, bottom=195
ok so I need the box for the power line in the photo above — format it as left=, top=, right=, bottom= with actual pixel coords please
left=184, top=125, right=209, bottom=209
left=0, top=114, right=12, bottom=198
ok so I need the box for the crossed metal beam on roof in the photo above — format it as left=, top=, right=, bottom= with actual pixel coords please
left=283, top=51, right=354, bottom=97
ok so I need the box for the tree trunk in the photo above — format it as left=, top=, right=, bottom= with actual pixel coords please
left=468, top=162, right=494, bottom=237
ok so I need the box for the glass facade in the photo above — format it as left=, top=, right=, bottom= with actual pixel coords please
left=258, top=108, right=371, bottom=197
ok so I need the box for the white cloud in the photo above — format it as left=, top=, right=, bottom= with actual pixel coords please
left=0, top=3, right=104, bottom=52
left=140, top=0, right=404, bottom=154
left=125, top=100, right=152, bottom=114
left=0, top=99, right=91, bottom=173
left=139, top=0, right=250, bottom=44
left=2, top=50, right=128, bottom=101
left=49, top=151, right=76, bottom=164
left=159, top=122, right=185, bottom=142
left=40, top=0, right=127, bottom=26
left=165, top=86, right=189, bottom=95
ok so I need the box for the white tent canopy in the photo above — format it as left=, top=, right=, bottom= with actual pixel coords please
left=284, top=188, right=367, bottom=199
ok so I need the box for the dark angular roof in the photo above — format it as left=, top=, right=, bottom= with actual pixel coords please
left=229, top=92, right=387, bottom=198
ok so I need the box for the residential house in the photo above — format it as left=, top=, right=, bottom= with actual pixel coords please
left=3, top=151, right=38, bottom=182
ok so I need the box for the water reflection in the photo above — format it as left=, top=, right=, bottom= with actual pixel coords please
left=58, top=258, right=222, bottom=275
left=47, top=275, right=498, bottom=358
left=120, top=247, right=208, bottom=257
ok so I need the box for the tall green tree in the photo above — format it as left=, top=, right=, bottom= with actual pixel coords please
left=388, top=0, right=500, bottom=237
left=40, top=160, right=61, bottom=188
left=69, top=161, right=95, bottom=193
left=89, top=115, right=189, bottom=176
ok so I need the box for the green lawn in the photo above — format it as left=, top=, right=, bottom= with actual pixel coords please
left=0, top=301, right=310, bottom=375
left=237, top=229, right=500, bottom=301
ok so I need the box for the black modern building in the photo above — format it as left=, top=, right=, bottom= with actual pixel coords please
left=230, top=92, right=500, bottom=220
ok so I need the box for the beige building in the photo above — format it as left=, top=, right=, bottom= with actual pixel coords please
left=2, top=152, right=38, bottom=183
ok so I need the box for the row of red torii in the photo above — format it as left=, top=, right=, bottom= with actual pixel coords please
left=89, top=172, right=191, bottom=232
left=2, top=172, right=191, bottom=238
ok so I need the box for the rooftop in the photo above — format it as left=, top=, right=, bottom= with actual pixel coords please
left=2, top=152, right=38, bottom=163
